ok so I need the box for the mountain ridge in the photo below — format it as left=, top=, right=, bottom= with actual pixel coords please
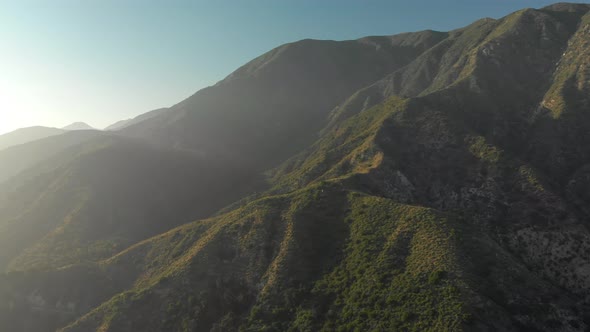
left=104, top=108, right=170, bottom=131
left=62, top=122, right=95, bottom=131
left=2, top=3, right=590, bottom=331
left=0, top=126, right=65, bottom=152
left=119, top=29, right=448, bottom=169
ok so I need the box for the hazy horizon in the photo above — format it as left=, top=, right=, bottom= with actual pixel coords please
left=1, top=0, right=584, bottom=135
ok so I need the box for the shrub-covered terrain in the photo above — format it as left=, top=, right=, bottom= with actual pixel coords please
left=1, top=3, right=590, bottom=331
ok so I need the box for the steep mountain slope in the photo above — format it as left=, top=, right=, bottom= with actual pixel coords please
left=1, top=3, right=590, bottom=332
left=0, top=183, right=468, bottom=332
left=272, top=3, right=590, bottom=328
left=328, top=4, right=588, bottom=128
left=121, top=31, right=448, bottom=168
left=0, top=126, right=65, bottom=151
left=0, top=136, right=264, bottom=273
left=0, top=130, right=104, bottom=184
left=530, top=5, right=590, bottom=180
left=54, top=184, right=471, bottom=332
left=53, top=183, right=587, bottom=332
left=104, top=108, right=169, bottom=131
left=4, top=88, right=587, bottom=331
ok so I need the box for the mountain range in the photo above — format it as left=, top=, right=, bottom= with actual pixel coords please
left=0, top=126, right=66, bottom=152
left=1, top=3, right=590, bottom=331
left=104, top=108, right=170, bottom=131
left=61, top=122, right=95, bottom=131
left=0, top=121, right=97, bottom=153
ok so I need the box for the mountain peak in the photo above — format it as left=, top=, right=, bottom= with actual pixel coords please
left=62, top=122, right=95, bottom=131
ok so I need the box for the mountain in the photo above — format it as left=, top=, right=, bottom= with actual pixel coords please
left=121, top=30, right=448, bottom=168
left=104, top=108, right=170, bottom=131
left=0, top=130, right=104, bottom=184
left=0, top=126, right=65, bottom=151
left=0, top=136, right=264, bottom=273
left=62, top=122, right=95, bottom=131
left=1, top=2, right=590, bottom=331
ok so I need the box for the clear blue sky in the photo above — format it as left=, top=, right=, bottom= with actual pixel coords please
left=0, top=0, right=584, bottom=134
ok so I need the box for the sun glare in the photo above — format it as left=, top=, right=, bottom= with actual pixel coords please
left=0, top=83, right=46, bottom=134
left=0, top=93, right=21, bottom=134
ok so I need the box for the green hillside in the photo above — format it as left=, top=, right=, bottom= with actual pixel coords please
left=0, top=136, right=264, bottom=272
left=1, top=3, right=590, bottom=332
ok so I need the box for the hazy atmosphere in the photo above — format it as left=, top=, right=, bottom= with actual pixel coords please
left=0, top=0, right=577, bottom=134
left=2, top=1, right=590, bottom=331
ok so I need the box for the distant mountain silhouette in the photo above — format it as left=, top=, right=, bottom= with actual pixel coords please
left=104, top=108, right=169, bottom=131
left=62, top=122, right=95, bottom=130
left=0, top=126, right=65, bottom=151
left=0, top=130, right=104, bottom=184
